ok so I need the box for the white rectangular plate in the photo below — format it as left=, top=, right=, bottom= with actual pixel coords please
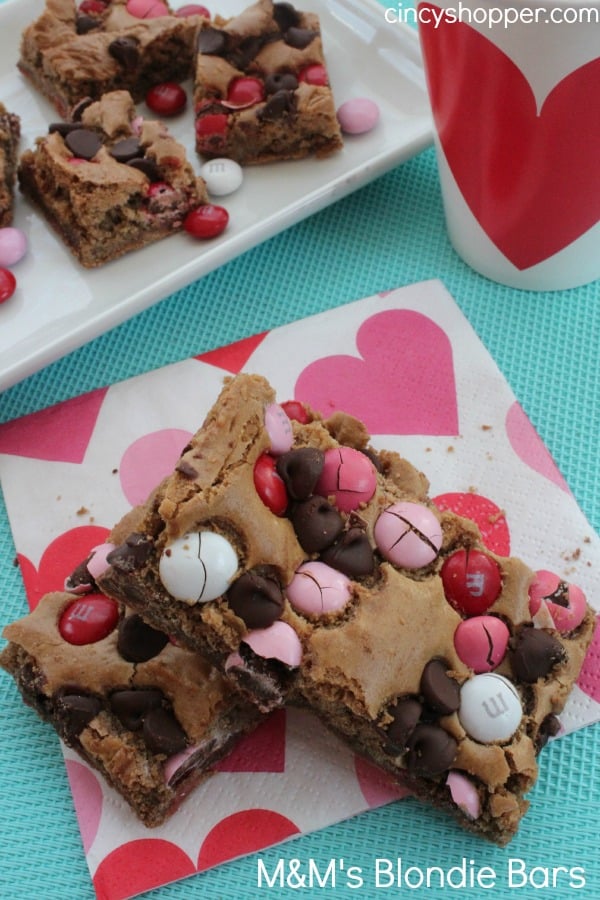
left=0, top=0, right=432, bottom=390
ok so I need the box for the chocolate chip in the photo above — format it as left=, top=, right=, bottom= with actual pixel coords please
left=229, top=35, right=265, bottom=69
left=64, top=128, right=102, bottom=160
left=73, top=99, right=95, bottom=125
left=76, top=14, right=101, bottom=34
left=48, top=122, right=81, bottom=137
left=127, top=156, right=161, bottom=182
left=64, top=556, right=93, bottom=592
left=107, top=533, right=153, bottom=573
left=56, top=693, right=102, bottom=738
left=110, top=689, right=164, bottom=731
left=385, top=697, right=422, bottom=751
left=259, top=89, right=296, bottom=120
left=197, top=26, right=227, bottom=55
left=510, top=628, right=565, bottom=683
left=406, top=723, right=458, bottom=776
left=320, top=527, right=375, bottom=578
left=284, top=27, right=317, bottom=49
left=276, top=448, right=324, bottom=501
left=420, top=658, right=460, bottom=715
left=265, top=72, right=299, bottom=95
left=273, top=2, right=301, bottom=31
left=117, top=614, right=169, bottom=663
left=290, top=496, right=344, bottom=553
left=536, top=713, right=561, bottom=751
left=110, top=137, right=143, bottom=163
left=227, top=571, right=284, bottom=629
left=143, top=706, right=187, bottom=755
left=176, top=459, right=199, bottom=479
left=109, top=37, right=140, bottom=70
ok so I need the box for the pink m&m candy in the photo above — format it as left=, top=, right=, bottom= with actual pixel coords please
left=242, top=620, right=303, bottom=667
left=0, top=227, right=27, bottom=266
left=264, top=403, right=293, bottom=455
left=126, top=0, right=169, bottom=18
left=374, top=501, right=442, bottom=569
left=286, top=561, right=351, bottom=616
left=441, top=549, right=502, bottom=616
left=528, top=570, right=587, bottom=632
left=59, top=594, right=119, bottom=645
left=454, top=615, right=509, bottom=673
left=315, top=447, right=376, bottom=513
left=336, top=97, right=380, bottom=135
left=254, top=452, right=288, bottom=516
left=446, top=771, right=481, bottom=820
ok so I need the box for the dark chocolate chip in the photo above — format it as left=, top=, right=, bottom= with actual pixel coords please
left=110, top=137, right=143, bottom=163
left=290, top=495, right=344, bottom=553
left=276, top=448, right=324, bottom=501
left=127, top=156, right=161, bottom=182
left=56, top=693, right=102, bottom=738
left=229, top=35, right=265, bottom=69
left=420, top=658, right=460, bottom=715
left=536, top=713, right=561, bottom=751
left=510, top=628, right=565, bottom=683
left=259, top=89, right=296, bottom=120
left=197, top=26, right=227, bottom=55
left=284, top=26, right=317, bottom=49
left=176, top=459, right=199, bottom=479
left=227, top=571, right=284, bottom=629
left=406, top=723, right=458, bottom=776
left=76, top=14, right=101, bottom=34
left=65, top=128, right=102, bottom=160
left=64, top=556, right=93, bottom=592
left=110, top=689, right=164, bottom=731
left=117, top=614, right=169, bottom=663
left=106, top=533, right=153, bottom=573
left=143, top=706, right=187, bottom=756
left=48, top=122, right=81, bottom=137
left=273, top=2, right=301, bottom=31
left=265, top=72, right=299, bottom=95
left=385, top=697, right=422, bottom=751
left=320, top=527, right=375, bottom=578
left=108, top=37, right=140, bottom=70
left=361, top=447, right=384, bottom=473
left=70, top=97, right=94, bottom=122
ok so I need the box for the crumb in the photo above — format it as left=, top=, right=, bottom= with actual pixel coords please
left=112, top=468, right=118, bottom=475
left=486, top=452, right=493, bottom=461
left=468, top=485, right=478, bottom=493
left=76, top=506, right=89, bottom=516
left=584, top=536, right=591, bottom=544
left=488, top=510, right=507, bottom=524
left=481, top=424, right=493, bottom=431
left=425, top=447, right=432, bottom=453
left=447, top=446, right=455, bottom=454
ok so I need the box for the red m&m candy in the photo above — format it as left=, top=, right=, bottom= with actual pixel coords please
left=59, top=595, right=120, bottom=645
left=224, top=77, right=264, bottom=109
left=441, top=549, right=502, bottom=616
left=254, top=453, right=288, bottom=516
left=299, top=64, right=328, bottom=86
left=183, top=204, right=229, bottom=239
left=146, top=82, right=187, bottom=116
left=281, top=400, right=310, bottom=424
left=0, top=268, right=16, bottom=304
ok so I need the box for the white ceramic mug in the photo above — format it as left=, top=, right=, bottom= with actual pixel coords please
left=416, top=0, right=600, bottom=290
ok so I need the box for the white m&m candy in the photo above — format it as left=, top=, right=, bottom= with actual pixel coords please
left=159, top=531, right=238, bottom=604
left=201, top=158, right=243, bottom=196
left=458, top=673, right=523, bottom=743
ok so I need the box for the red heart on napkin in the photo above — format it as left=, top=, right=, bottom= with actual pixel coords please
left=418, top=5, right=600, bottom=269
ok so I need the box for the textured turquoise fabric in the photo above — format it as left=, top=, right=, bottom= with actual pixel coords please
left=1, top=3, right=599, bottom=897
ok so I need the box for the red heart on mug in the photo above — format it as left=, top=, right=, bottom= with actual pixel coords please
left=418, top=5, right=600, bottom=269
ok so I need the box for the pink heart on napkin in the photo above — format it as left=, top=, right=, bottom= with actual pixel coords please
left=295, top=310, right=459, bottom=435
left=418, top=5, right=600, bottom=268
